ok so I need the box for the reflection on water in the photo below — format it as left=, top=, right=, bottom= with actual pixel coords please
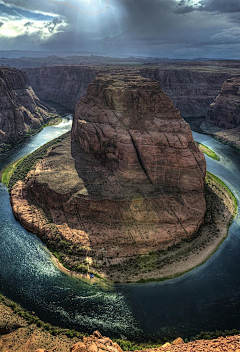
left=0, top=116, right=141, bottom=338
left=0, top=123, right=240, bottom=341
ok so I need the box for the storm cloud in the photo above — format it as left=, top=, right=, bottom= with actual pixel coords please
left=0, top=0, right=240, bottom=58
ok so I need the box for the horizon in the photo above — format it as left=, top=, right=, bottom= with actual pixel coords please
left=0, top=49, right=239, bottom=61
left=0, top=0, right=240, bottom=59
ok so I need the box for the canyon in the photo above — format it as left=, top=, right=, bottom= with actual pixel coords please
left=24, top=66, right=97, bottom=111
left=0, top=68, right=52, bottom=151
left=10, top=73, right=207, bottom=281
left=1, top=63, right=239, bottom=349
left=24, top=64, right=236, bottom=118
left=191, top=76, right=240, bottom=148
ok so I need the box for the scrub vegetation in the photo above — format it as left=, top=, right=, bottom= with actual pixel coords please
left=1, top=132, right=70, bottom=190
left=197, top=143, right=220, bottom=161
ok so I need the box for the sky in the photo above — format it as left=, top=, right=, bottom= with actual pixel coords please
left=0, top=0, right=240, bottom=59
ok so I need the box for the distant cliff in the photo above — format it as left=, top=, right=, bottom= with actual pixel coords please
left=24, top=66, right=97, bottom=111
left=0, top=67, right=51, bottom=149
left=139, top=68, right=233, bottom=117
left=25, top=66, right=233, bottom=117
left=207, top=76, right=240, bottom=128
left=11, top=73, right=206, bottom=282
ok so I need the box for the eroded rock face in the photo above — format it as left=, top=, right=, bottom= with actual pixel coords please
left=11, top=73, right=206, bottom=276
left=0, top=67, right=51, bottom=147
left=72, top=73, right=206, bottom=191
left=25, top=65, right=233, bottom=117
left=140, top=68, right=233, bottom=117
left=207, top=76, right=240, bottom=128
left=25, top=66, right=97, bottom=110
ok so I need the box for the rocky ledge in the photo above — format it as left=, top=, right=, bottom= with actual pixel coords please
left=10, top=73, right=206, bottom=280
left=0, top=67, right=52, bottom=150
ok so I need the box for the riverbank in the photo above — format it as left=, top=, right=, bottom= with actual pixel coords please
left=197, top=143, right=220, bottom=161
left=49, top=249, right=110, bottom=289
left=1, top=131, right=70, bottom=189
left=190, top=120, right=240, bottom=150
left=7, top=140, right=237, bottom=284
left=107, top=172, right=237, bottom=283
left=0, top=294, right=163, bottom=351
left=1, top=294, right=240, bottom=352
left=0, top=114, right=62, bottom=154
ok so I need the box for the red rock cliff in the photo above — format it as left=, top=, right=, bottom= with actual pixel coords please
left=0, top=67, right=51, bottom=148
left=11, top=73, right=206, bottom=279
left=207, top=76, right=240, bottom=128
left=72, top=73, right=206, bottom=191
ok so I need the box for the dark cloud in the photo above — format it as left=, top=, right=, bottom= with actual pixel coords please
left=202, top=0, right=240, bottom=13
left=176, top=0, right=240, bottom=14
left=44, top=18, right=65, bottom=33
left=0, top=0, right=240, bottom=58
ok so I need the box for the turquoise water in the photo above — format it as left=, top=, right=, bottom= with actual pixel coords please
left=0, top=123, right=240, bottom=341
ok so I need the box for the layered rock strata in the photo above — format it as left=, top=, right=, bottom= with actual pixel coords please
left=139, top=68, right=233, bottom=117
left=25, top=66, right=233, bottom=117
left=24, top=66, right=97, bottom=111
left=11, top=73, right=206, bottom=275
left=0, top=67, right=51, bottom=148
left=207, top=76, right=240, bottom=128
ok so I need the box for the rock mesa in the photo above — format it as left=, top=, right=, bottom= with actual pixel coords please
left=11, top=73, right=206, bottom=276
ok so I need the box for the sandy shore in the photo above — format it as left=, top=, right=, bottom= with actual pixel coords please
left=49, top=250, right=110, bottom=287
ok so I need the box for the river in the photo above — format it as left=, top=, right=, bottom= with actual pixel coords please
left=0, top=119, right=240, bottom=341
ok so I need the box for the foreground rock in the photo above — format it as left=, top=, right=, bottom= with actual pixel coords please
left=1, top=301, right=240, bottom=352
left=0, top=67, right=52, bottom=150
left=10, top=73, right=206, bottom=281
left=140, top=335, right=240, bottom=351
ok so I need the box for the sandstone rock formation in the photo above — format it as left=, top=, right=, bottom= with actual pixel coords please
left=10, top=73, right=206, bottom=279
left=0, top=67, right=52, bottom=148
left=207, top=76, right=240, bottom=128
left=25, top=65, right=233, bottom=117
left=25, top=66, right=97, bottom=111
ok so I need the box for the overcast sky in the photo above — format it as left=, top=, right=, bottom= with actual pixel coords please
left=0, top=0, right=239, bottom=58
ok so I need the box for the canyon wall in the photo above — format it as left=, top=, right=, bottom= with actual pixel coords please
left=139, top=68, right=233, bottom=117
left=11, top=73, right=206, bottom=280
left=25, top=66, right=233, bottom=117
left=24, top=66, right=97, bottom=111
left=0, top=67, right=51, bottom=148
left=207, top=76, right=240, bottom=128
